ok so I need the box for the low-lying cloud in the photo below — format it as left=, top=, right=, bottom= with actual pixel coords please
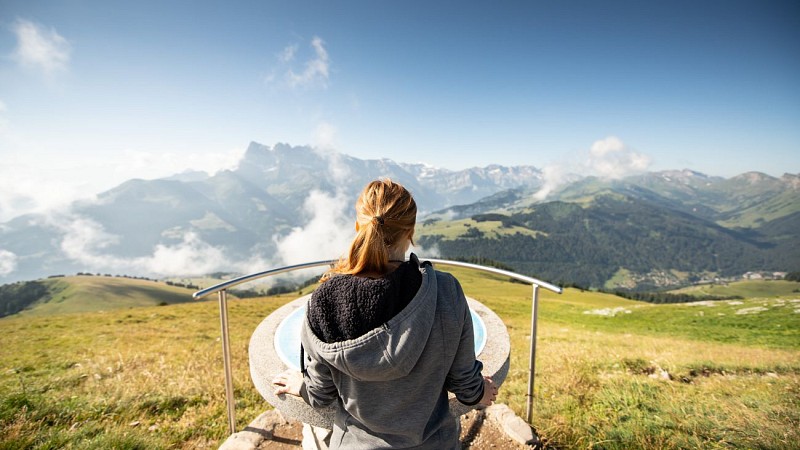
left=0, top=146, right=245, bottom=223
left=410, top=242, right=440, bottom=259
left=534, top=136, right=651, bottom=200
left=587, top=136, right=651, bottom=179
left=273, top=133, right=355, bottom=270
left=312, top=122, right=352, bottom=184
left=533, top=164, right=568, bottom=201
left=52, top=213, right=269, bottom=278
left=115, top=147, right=244, bottom=179
left=274, top=189, right=354, bottom=266
left=273, top=187, right=438, bottom=273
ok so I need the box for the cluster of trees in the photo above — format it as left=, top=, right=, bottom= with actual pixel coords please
left=231, top=289, right=264, bottom=298
left=75, top=272, right=159, bottom=282
left=207, top=272, right=237, bottom=279
left=228, top=285, right=300, bottom=298
left=164, top=281, right=199, bottom=290
left=609, top=291, right=742, bottom=304
left=0, top=280, right=49, bottom=318
left=472, top=213, right=520, bottom=228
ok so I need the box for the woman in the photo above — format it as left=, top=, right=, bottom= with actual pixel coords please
left=273, top=179, right=497, bottom=449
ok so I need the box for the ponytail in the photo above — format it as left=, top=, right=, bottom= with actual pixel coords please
left=323, top=179, right=416, bottom=279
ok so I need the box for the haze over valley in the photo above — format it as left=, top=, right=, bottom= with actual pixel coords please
left=1, top=141, right=797, bottom=290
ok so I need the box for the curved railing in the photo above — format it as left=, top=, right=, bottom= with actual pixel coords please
left=194, top=258, right=562, bottom=434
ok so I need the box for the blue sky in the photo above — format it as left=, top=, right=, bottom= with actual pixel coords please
left=0, top=0, right=798, bottom=220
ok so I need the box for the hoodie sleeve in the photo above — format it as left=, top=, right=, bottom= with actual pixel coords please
left=443, top=276, right=485, bottom=405
left=300, top=323, right=339, bottom=408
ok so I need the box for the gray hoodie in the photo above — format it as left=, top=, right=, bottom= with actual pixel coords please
left=300, top=258, right=484, bottom=449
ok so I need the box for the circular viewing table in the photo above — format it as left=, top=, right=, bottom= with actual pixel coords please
left=250, top=294, right=511, bottom=429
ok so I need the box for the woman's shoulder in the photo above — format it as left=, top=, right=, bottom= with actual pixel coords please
left=415, top=267, right=463, bottom=312
left=307, top=275, right=361, bottom=343
left=310, top=274, right=358, bottom=303
left=429, top=267, right=460, bottom=288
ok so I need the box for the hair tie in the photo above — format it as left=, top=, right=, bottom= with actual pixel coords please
left=373, top=215, right=385, bottom=226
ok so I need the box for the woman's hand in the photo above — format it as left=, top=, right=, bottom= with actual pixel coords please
left=479, top=376, right=498, bottom=406
left=272, top=370, right=304, bottom=397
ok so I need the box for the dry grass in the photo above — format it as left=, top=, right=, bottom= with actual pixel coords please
left=1, top=271, right=798, bottom=449
left=1, top=294, right=298, bottom=449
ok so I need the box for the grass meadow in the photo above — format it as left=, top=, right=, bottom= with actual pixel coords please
left=1, top=270, right=798, bottom=449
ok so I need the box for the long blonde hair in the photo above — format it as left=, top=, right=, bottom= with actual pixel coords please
left=324, top=179, right=417, bottom=279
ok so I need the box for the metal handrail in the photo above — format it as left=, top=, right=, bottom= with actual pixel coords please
left=194, top=258, right=562, bottom=434
left=193, top=258, right=562, bottom=299
left=193, top=260, right=337, bottom=300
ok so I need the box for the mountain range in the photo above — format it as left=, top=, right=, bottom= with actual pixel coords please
left=419, top=170, right=800, bottom=288
left=0, top=142, right=798, bottom=289
left=0, top=142, right=544, bottom=284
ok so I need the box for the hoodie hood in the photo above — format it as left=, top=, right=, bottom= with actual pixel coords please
left=301, top=260, right=437, bottom=382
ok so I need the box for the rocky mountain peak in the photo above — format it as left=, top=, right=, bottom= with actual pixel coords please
left=732, top=171, right=776, bottom=185
left=781, top=173, right=800, bottom=190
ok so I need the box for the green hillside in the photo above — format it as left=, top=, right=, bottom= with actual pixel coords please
left=546, top=172, right=800, bottom=229
left=670, top=279, right=800, bottom=299
left=418, top=172, right=800, bottom=291
left=418, top=194, right=800, bottom=289
left=717, top=189, right=800, bottom=228
left=417, top=216, right=541, bottom=240
left=1, top=269, right=797, bottom=449
left=4, top=275, right=198, bottom=318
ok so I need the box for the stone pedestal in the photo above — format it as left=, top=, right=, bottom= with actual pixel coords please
left=249, top=294, right=511, bottom=428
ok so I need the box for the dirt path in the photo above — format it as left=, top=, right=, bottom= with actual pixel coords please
left=258, top=410, right=535, bottom=449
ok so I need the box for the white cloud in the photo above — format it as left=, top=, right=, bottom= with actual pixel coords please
left=533, top=136, right=652, bottom=200
left=288, top=36, right=330, bottom=88
left=587, top=136, right=651, bottom=179
left=311, top=121, right=351, bottom=184
left=11, top=19, right=72, bottom=75
left=266, top=36, right=331, bottom=89
left=146, top=233, right=230, bottom=275
left=280, top=44, right=298, bottom=63
left=268, top=36, right=330, bottom=89
left=0, top=249, right=18, bottom=276
left=410, top=242, right=440, bottom=259
left=589, top=136, right=625, bottom=157
left=0, top=163, right=87, bottom=222
left=274, top=185, right=434, bottom=274
left=59, top=216, right=120, bottom=265
left=312, top=121, right=338, bottom=150
left=274, top=189, right=354, bottom=266
left=115, top=147, right=244, bottom=178
left=533, top=164, right=567, bottom=201
left=0, top=146, right=245, bottom=223
left=0, top=102, right=81, bottom=222
left=52, top=213, right=270, bottom=277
